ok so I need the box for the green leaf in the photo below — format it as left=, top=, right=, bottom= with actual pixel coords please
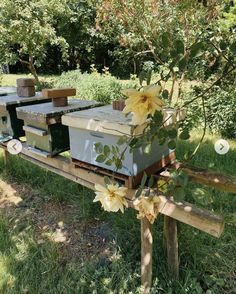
left=144, top=144, right=152, bottom=154
left=190, top=42, right=204, bottom=58
left=179, top=130, right=190, bottom=140
left=129, top=137, right=139, bottom=149
left=230, top=41, right=236, bottom=54
left=112, top=145, right=118, bottom=155
left=141, top=172, right=148, bottom=188
left=178, top=56, right=188, bottom=71
left=105, top=159, right=113, bottom=166
left=104, top=176, right=112, bottom=185
left=153, top=111, right=164, bottom=126
left=173, top=187, right=185, bottom=202
left=103, top=145, right=110, bottom=157
left=175, top=40, right=185, bottom=55
left=117, top=136, right=127, bottom=146
left=168, top=140, right=176, bottom=149
left=148, top=176, right=154, bottom=188
left=96, top=154, right=106, bottom=163
left=94, top=142, right=103, bottom=154
left=115, top=158, right=122, bottom=170
left=177, top=171, right=189, bottom=187
left=161, top=32, right=170, bottom=48
left=168, top=128, right=178, bottom=139
left=220, top=41, right=227, bottom=51
left=193, top=187, right=213, bottom=205
left=162, top=89, right=169, bottom=100
left=135, top=187, right=143, bottom=198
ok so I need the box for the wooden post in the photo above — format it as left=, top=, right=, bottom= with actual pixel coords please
left=141, top=217, right=153, bottom=294
left=164, top=216, right=179, bottom=280
left=3, top=149, right=9, bottom=167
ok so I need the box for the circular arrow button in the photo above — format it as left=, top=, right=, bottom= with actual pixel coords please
left=7, top=139, right=22, bottom=155
left=214, top=139, right=229, bottom=155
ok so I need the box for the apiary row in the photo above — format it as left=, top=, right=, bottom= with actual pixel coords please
left=0, top=78, right=183, bottom=186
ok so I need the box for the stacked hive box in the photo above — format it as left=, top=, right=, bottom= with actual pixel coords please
left=0, top=78, right=50, bottom=140
left=62, top=105, right=184, bottom=186
left=17, top=78, right=35, bottom=97
left=16, top=88, right=101, bottom=157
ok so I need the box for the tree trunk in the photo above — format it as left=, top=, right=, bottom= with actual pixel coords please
left=28, top=53, right=39, bottom=85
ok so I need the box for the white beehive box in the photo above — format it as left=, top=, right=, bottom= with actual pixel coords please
left=62, top=105, right=183, bottom=177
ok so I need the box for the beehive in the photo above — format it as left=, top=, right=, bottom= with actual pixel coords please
left=62, top=105, right=184, bottom=177
left=0, top=92, right=50, bottom=140
left=16, top=88, right=101, bottom=156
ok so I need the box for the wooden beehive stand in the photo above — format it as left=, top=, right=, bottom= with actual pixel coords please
left=1, top=142, right=235, bottom=293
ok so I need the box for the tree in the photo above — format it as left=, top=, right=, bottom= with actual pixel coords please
left=0, top=0, right=70, bottom=83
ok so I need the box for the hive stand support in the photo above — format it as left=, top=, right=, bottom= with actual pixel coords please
left=164, top=216, right=179, bottom=280
left=3, top=149, right=9, bottom=167
left=141, top=217, right=153, bottom=294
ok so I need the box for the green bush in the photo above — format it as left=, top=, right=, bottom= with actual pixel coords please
left=207, top=89, right=236, bottom=139
left=182, top=87, right=236, bottom=139
left=54, top=68, right=137, bottom=104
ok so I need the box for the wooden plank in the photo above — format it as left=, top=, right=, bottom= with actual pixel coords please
left=166, top=162, right=236, bottom=194
left=23, top=125, right=48, bottom=136
left=141, top=217, right=153, bottom=294
left=42, top=88, right=76, bottom=98
left=164, top=216, right=179, bottom=280
left=158, top=196, right=224, bottom=237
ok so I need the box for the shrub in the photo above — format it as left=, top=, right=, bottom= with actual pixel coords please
left=207, top=89, right=236, bottom=139
left=36, top=78, right=55, bottom=91
left=182, top=87, right=236, bottom=139
left=54, top=68, right=137, bottom=104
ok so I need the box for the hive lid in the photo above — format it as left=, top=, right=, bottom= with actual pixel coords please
left=16, top=99, right=101, bottom=124
left=0, top=86, right=16, bottom=95
left=62, top=105, right=184, bottom=136
left=0, top=92, right=45, bottom=107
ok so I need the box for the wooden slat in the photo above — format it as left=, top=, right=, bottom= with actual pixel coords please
left=164, top=216, right=179, bottom=279
left=141, top=217, right=153, bottom=294
left=158, top=196, right=224, bottom=237
left=162, top=162, right=236, bottom=194
left=23, top=125, right=48, bottom=136
left=42, top=88, right=76, bottom=98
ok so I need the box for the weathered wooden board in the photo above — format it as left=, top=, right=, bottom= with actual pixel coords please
left=0, top=92, right=47, bottom=108
left=16, top=99, right=101, bottom=125
left=42, top=88, right=76, bottom=98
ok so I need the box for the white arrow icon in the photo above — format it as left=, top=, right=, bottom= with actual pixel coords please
left=7, top=139, right=23, bottom=155
left=214, top=139, right=229, bottom=155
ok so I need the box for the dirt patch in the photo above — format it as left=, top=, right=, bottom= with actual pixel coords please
left=0, top=179, right=115, bottom=263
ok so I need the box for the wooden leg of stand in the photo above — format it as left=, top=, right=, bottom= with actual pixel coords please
left=141, top=217, right=153, bottom=293
left=3, top=150, right=9, bottom=167
left=164, top=216, right=179, bottom=280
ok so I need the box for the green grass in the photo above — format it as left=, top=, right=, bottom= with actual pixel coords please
left=0, top=132, right=235, bottom=293
left=1, top=74, right=57, bottom=87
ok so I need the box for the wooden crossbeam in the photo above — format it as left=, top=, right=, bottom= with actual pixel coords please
left=164, top=162, right=236, bottom=194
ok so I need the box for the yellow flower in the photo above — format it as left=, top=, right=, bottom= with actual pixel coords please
left=122, top=84, right=165, bottom=125
left=93, top=183, right=128, bottom=213
left=134, top=193, right=160, bottom=224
